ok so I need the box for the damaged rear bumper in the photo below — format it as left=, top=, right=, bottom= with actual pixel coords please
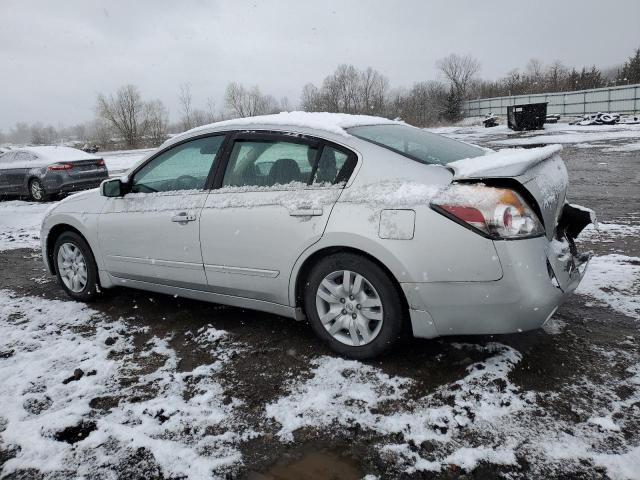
left=403, top=203, right=595, bottom=338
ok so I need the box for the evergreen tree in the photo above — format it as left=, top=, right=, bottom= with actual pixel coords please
left=617, top=48, right=640, bottom=84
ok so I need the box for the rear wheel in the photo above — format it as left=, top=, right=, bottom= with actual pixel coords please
left=304, top=252, right=405, bottom=359
left=54, top=231, right=100, bottom=301
left=29, top=178, right=49, bottom=202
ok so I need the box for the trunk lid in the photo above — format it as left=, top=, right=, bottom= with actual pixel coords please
left=66, top=158, right=108, bottom=178
left=447, top=145, right=567, bottom=239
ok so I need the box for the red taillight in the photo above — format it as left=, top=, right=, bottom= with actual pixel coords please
left=440, top=205, right=485, bottom=223
left=96, top=159, right=105, bottom=167
left=48, top=162, right=73, bottom=171
left=431, top=184, right=545, bottom=239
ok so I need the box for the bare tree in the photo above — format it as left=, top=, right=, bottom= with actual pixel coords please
left=300, top=83, right=322, bottom=111
left=205, top=97, right=218, bottom=123
left=224, top=82, right=278, bottom=118
left=436, top=54, right=481, bottom=99
left=88, top=119, right=113, bottom=148
left=360, top=67, right=389, bottom=114
left=301, top=65, right=390, bottom=115
left=8, top=122, right=31, bottom=144
left=143, top=100, right=169, bottom=145
left=30, top=123, right=59, bottom=145
left=178, top=83, right=193, bottom=130
left=96, top=85, right=146, bottom=148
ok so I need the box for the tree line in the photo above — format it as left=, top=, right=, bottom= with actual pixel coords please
left=2, top=47, right=639, bottom=150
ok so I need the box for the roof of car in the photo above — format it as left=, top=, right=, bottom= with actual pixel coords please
left=168, top=111, right=403, bottom=146
left=19, top=146, right=100, bottom=161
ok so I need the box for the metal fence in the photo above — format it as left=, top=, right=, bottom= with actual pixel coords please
left=464, top=83, right=640, bottom=118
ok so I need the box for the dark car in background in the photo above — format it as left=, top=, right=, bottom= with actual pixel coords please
left=0, top=146, right=109, bottom=201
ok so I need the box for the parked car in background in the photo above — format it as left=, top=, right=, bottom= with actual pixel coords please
left=41, top=112, right=594, bottom=358
left=0, top=146, right=108, bottom=201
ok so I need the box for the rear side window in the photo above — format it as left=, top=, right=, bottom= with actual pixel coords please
left=311, top=146, right=355, bottom=186
left=347, top=124, right=485, bottom=165
left=223, top=140, right=319, bottom=188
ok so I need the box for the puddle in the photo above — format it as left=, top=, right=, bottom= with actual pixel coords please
left=248, top=451, right=362, bottom=480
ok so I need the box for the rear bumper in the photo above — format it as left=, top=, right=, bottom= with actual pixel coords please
left=403, top=236, right=588, bottom=338
left=44, top=174, right=108, bottom=194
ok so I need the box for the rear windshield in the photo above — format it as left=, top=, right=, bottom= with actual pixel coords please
left=347, top=124, right=485, bottom=165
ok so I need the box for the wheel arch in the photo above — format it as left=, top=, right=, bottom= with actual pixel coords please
left=46, top=223, right=90, bottom=275
left=291, top=243, right=411, bottom=322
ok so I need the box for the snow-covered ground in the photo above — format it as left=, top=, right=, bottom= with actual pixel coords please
left=429, top=121, right=640, bottom=150
left=0, top=291, right=250, bottom=478
left=102, top=148, right=154, bottom=175
left=0, top=201, right=50, bottom=251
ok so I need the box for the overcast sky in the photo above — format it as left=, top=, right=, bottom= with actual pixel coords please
left=1, top=0, right=639, bottom=131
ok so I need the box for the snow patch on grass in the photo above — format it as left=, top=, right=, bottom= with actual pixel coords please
left=0, top=289, right=249, bottom=479
left=603, top=141, right=640, bottom=152
left=578, top=222, right=640, bottom=241
left=266, top=344, right=529, bottom=473
left=0, top=200, right=53, bottom=251
left=576, top=254, right=640, bottom=319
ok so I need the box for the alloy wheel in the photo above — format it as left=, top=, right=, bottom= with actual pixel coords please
left=315, top=269, right=384, bottom=346
left=30, top=180, right=44, bottom=201
left=57, top=242, right=88, bottom=293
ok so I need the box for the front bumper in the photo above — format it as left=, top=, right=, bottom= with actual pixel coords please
left=403, top=235, right=589, bottom=338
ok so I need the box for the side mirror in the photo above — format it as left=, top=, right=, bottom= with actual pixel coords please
left=101, top=178, right=125, bottom=197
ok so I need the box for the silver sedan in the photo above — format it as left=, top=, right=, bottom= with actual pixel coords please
left=40, top=113, right=593, bottom=358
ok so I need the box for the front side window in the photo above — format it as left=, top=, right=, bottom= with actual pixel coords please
left=222, top=140, right=318, bottom=188
left=131, top=135, right=224, bottom=193
left=347, top=124, right=485, bottom=165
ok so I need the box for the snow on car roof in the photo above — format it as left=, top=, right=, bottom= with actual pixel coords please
left=183, top=111, right=403, bottom=138
left=20, top=146, right=100, bottom=161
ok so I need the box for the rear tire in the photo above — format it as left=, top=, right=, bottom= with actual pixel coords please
left=29, top=178, right=49, bottom=202
left=53, top=231, right=100, bottom=302
left=304, top=252, right=405, bottom=359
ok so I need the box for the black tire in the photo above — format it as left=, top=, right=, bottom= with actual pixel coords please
left=29, top=178, right=49, bottom=202
left=304, top=252, right=405, bottom=359
left=53, top=231, right=100, bottom=302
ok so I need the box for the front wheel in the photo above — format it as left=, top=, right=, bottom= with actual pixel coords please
left=29, top=178, right=49, bottom=202
left=304, top=253, right=405, bottom=359
left=54, top=232, right=100, bottom=301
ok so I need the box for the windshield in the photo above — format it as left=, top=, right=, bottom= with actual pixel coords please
left=347, top=124, right=485, bottom=165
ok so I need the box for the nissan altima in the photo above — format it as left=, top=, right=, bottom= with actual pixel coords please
left=40, top=112, right=594, bottom=358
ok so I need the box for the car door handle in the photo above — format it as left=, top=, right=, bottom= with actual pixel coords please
left=171, top=212, right=197, bottom=223
left=289, top=209, right=323, bottom=217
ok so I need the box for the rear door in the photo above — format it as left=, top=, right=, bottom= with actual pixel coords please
left=98, top=134, right=226, bottom=287
left=200, top=132, right=357, bottom=305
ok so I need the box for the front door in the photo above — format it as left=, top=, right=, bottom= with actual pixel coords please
left=200, top=133, right=357, bottom=305
left=98, top=134, right=226, bottom=288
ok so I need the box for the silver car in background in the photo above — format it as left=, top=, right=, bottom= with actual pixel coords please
left=40, top=113, right=593, bottom=358
left=0, top=146, right=108, bottom=201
